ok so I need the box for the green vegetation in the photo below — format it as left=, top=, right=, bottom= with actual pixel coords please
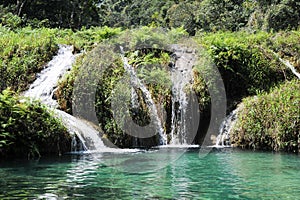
left=1, top=1, right=300, bottom=33
left=0, top=27, right=57, bottom=92
left=231, top=80, right=300, bottom=152
left=0, top=0, right=299, bottom=154
left=0, top=89, right=71, bottom=158
left=194, top=31, right=295, bottom=109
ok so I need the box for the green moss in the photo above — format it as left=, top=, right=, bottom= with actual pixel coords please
left=231, top=80, right=300, bottom=152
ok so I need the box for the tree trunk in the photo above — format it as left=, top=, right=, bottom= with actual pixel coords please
left=17, top=0, right=28, bottom=16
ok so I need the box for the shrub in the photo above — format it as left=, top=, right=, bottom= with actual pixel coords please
left=231, top=80, right=300, bottom=152
left=195, top=31, right=293, bottom=109
left=265, top=0, right=300, bottom=31
left=0, top=89, right=71, bottom=159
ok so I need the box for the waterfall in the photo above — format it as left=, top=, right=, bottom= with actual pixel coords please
left=215, top=108, right=239, bottom=147
left=276, top=55, right=300, bottom=80
left=24, top=45, right=76, bottom=108
left=117, top=45, right=195, bottom=147
left=119, top=45, right=197, bottom=146
left=131, top=87, right=139, bottom=109
left=120, top=47, right=167, bottom=145
left=24, top=45, right=108, bottom=152
left=169, top=46, right=195, bottom=145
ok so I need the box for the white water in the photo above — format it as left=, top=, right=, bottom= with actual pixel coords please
left=120, top=47, right=167, bottom=145
left=24, top=45, right=76, bottom=108
left=24, top=45, right=111, bottom=152
left=277, top=56, right=300, bottom=80
left=169, top=46, right=195, bottom=145
left=215, top=108, right=239, bottom=147
left=121, top=45, right=197, bottom=146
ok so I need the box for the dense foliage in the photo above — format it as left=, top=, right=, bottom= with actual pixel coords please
left=0, top=27, right=57, bottom=92
left=231, top=80, right=300, bottom=152
left=0, top=0, right=100, bottom=29
left=1, top=0, right=299, bottom=33
left=0, top=90, right=71, bottom=158
left=194, top=31, right=295, bottom=109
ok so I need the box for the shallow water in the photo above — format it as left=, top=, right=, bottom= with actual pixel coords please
left=1, top=149, right=300, bottom=199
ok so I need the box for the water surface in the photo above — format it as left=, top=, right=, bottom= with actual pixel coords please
left=1, top=149, right=300, bottom=199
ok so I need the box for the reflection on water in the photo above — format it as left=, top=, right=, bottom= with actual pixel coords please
left=1, top=149, right=300, bottom=199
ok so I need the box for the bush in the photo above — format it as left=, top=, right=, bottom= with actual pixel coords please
left=270, top=30, right=300, bottom=71
left=195, top=0, right=254, bottom=32
left=0, top=89, right=71, bottom=159
left=231, top=80, right=300, bottom=152
left=265, top=0, right=300, bottom=31
left=0, top=11, right=22, bottom=29
left=195, top=31, right=293, bottom=109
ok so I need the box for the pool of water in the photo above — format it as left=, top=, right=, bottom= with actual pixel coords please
left=1, top=148, right=300, bottom=199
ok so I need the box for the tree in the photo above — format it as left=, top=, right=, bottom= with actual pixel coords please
left=265, top=0, right=300, bottom=31
left=166, top=2, right=198, bottom=35
left=195, top=0, right=254, bottom=32
left=0, top=0, right=101, bottom=29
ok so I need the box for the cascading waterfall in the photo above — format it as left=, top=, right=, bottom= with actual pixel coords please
left=120, top=47, right=167, bottom=145
left=24, top=45, right=108, bottom=152
left=215, top=108, right=239, bottom=147
left=169, top=46, right=195, bottom=145
left=24, top=45, right=76, bottom=108
left=121, top=45, right=196, bottom=146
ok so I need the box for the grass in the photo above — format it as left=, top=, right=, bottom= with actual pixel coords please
left=0, top=25, right=121, bottom=92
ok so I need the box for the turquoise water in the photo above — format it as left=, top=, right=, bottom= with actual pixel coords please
left=1, top=149, right=300, bottom=199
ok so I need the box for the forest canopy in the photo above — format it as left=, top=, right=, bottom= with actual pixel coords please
left=1, top=0, right=299, bottom=33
